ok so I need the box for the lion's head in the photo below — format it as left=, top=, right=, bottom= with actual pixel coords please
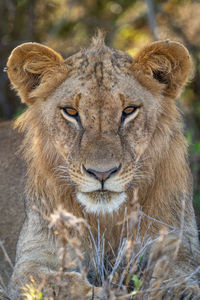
left=7, top=34, right=191, bottom=215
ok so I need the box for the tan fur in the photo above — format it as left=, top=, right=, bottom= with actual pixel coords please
left=6, top=35, right=199, bottom=298
left=0, top=122, right=25, bottom=286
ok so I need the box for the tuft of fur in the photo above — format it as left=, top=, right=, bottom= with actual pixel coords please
left=91, top=30, right=106, bottom=51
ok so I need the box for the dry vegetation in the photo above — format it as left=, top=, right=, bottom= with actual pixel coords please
left=1, top=195, right=200, bottom=300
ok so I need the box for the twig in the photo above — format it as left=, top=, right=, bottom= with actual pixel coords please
left=0, top=240, right=13, bottom=269
left=145, top=0, right=159, bottom=40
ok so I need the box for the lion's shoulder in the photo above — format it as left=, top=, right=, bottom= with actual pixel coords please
left=0, top=121, right=26, bottom=285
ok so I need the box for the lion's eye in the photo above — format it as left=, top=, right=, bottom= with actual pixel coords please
left=60, top=107, right=81, bottom=124
left=123, top=106, right=136, bottom=115
left=61, top=106, right=78, bottom=118
left=62, top=107, right=78, bottom=117
left=121, top=105, right=139, bottom=122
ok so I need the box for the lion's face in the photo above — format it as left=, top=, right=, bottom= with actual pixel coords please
left=7, top=36, right=191, bottom=214
left=40, top=51, right=160, bottom=214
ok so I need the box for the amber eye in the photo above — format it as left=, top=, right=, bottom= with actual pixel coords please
left=123, top=106, right=136, bottom=115
left=63, top=107, right=78, bottom=116
left=61, top=107, right=80, bottom=123
left=121, top=105, right=139, bottom=122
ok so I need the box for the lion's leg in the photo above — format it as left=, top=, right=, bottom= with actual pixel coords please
left=8, top=210, right=104, bottom=299
left=9, top=269, right=104, bottom=299
left=8, top=210, right=57, bottom=298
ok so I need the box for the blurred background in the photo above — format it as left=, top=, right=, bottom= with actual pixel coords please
left=0, top=0, right=200, bottom=224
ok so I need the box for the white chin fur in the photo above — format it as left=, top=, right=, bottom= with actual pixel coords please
left=76, top=191, right=126, bottom=214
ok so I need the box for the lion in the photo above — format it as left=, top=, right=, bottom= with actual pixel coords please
left=4, top=33, right=200, bottom=299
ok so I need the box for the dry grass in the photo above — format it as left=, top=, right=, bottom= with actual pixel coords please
left=1, top=199, right=200, bottom=300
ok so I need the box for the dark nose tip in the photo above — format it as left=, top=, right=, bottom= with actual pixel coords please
left=84, top=165, right=121, bottom=182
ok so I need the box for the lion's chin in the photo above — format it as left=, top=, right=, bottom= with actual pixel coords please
left=76, top=191, right=126, bottom=214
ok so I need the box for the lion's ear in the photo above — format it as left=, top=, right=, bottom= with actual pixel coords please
left=133, top=40, right=192, bottom=99
left=7, top=43, right=65, bottom=104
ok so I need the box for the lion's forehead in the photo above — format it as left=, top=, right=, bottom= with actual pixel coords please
left=52, top=72, right=156, bottom=124
left=48, top=47, right=158, bottom=123
left=65, top=47, right=133, bottom=87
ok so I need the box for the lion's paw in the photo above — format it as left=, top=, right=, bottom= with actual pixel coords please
left=41, top=271, right=105, bottom=300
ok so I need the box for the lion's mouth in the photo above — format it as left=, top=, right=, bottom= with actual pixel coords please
left=76, top=190, right=126, bottom=214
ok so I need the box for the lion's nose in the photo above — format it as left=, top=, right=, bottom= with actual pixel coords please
left=84, top=165, right=121, bottom=182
